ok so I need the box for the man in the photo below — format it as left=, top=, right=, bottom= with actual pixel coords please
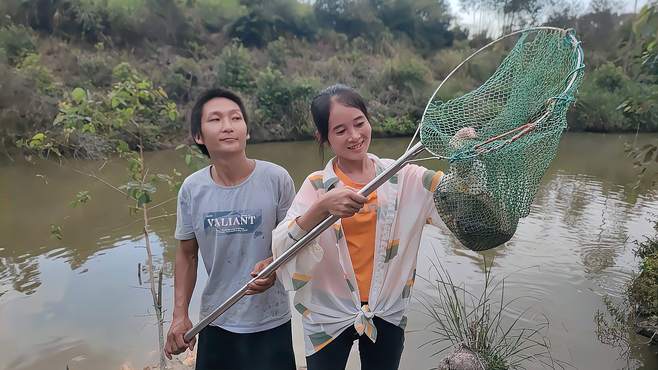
left=164, top=88, right=296, bottom=370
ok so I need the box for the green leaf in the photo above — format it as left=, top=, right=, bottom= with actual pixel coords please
left=28, top=132, right=46, bottom=148
left=645, top=146, right=657, bottom=163
left=142, top=182, right=157, bottom=193
left=53, top=114, right=65, bottom=126
left=82, top=123, right=96, bottom=133
left=111, top=96, right=122, bottom=108
left=137, top=192, right=151, bottom=207
left=50, top=224, right=63, bottom=240
left=120, top=180, right=157, bottom=194
left=71, top=88, right=86, bottom=104
left=70, top=191, right=91, bottom=208
left=116, top=140, right=129, bottom=153
left=31, top=132, right=46, bottom=142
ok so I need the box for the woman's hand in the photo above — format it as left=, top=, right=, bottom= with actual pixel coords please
left=296, top=186, right=368, bottom=232
left=320, top=188, right=367, bottom=218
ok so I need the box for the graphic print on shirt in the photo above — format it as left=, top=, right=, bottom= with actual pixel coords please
left=204, top=209, right=263, bottom=237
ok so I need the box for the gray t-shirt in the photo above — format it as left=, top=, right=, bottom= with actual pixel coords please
left=175, top=160, right=295, bottom=333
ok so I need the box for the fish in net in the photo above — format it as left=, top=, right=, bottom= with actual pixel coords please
left=419, top=28, right=585, bottom=251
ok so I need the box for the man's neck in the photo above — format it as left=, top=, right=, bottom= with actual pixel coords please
left=210, top=153, right=255, bottom=186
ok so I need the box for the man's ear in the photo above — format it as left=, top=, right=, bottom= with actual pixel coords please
left=246, top=132, right=250, bottom=140
left=193, top=134, right=204, bottom=145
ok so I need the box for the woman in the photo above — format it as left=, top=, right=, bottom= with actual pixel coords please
left=272, top=85, right=470, bottom=370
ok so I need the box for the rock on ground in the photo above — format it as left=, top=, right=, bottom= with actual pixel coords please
left=438, top=343, right=486, bottom=370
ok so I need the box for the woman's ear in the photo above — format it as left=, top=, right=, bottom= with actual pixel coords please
left=314, top=131, right=321, bottom=143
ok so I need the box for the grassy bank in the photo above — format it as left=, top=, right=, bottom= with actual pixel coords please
left=631, top=222, right=658, bottom=343
left=1, top=1, right=657, bottom=158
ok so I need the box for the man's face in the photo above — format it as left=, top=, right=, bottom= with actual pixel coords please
left=195, top=97, right=249, bottom=157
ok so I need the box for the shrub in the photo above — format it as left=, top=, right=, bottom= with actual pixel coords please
left=266, top=37, right=291, bottom=68
left=216, top=41, right=256, bottom=93
left=593, top=63, right=626, bottom=92
left=68, top=0, right=107, bottom=41
left=16, top=53, right=60, bottom=95
left=571, top=63, right=658, bottom=132
left=382, top=57, right=431, bottom=94
left=631, top=223, right=658, bottom=318
left=103, top=0, right=149, bottom=42
left=254, top=67, right=315, bottom=137
left=0, top=24, right=36, bottom=66
left=23, top=62, right=181, bottom=158
left=161, top=57, right=201, bottom=103
left=194, top=0, right=246, bottom=33
left=60, top=0, right=192, bottom=46
left=77, top=51, right=114, bottom=88
left=0, top=64, right=58, bottom=149
left=378, top=116, right=417, bottom=136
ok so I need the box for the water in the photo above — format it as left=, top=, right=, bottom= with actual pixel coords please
left=1, top=133, right=657, bottom=370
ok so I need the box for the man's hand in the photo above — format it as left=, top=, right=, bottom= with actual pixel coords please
left=164, top=314, right=195, bottom=360
left=246, top=257, right=276, bottom=295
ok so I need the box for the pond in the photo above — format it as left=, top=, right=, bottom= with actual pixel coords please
left=1, top=133, right=657, bottom=369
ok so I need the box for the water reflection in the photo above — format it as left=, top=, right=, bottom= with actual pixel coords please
left=0, top=133, right=657, bottom=370
left=0, top=255, right=41, bottom=295
left=6, top=338, right=117, bottom=370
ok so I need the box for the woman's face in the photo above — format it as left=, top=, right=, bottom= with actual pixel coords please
left=326, top=101, right=372, bottom=162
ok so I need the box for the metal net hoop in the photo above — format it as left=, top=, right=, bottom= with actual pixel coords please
left=416, top=27, right=585, bottom=251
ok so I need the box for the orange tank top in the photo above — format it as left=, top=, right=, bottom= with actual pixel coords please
left=334, top=163, right=377, bottom=302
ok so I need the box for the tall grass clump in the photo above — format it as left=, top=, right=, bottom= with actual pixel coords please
left=419, top=259, right=566, bottom=370
left=594, top=220, right=658, bottom=366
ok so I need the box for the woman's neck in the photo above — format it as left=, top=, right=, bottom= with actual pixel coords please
left=210, top=153, right=255, bottom=186
left=335, top=156, right=375, bottom=184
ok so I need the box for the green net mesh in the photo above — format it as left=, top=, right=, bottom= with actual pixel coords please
left=420, top=28, right=585, bottom=251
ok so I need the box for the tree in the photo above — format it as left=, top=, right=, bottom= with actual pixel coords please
left=21, top=63, right=187, bottom=369
left=459, top=0, right=545, bottom=34
left=622, top=3, right=658, bottom=186
left=229, top=0, right=316, bottom=47
left=372, top=0, right=454, bottom=50
left=314, top=0, right=385, bottom=40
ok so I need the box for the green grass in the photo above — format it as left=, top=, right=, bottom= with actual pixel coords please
left=418, top=257, right=567, bottom=369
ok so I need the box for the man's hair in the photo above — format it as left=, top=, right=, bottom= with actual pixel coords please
left=190, top=88, right=249, bottom=157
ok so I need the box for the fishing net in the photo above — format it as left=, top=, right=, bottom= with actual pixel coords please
left=419, top=28, right=585, bottom=251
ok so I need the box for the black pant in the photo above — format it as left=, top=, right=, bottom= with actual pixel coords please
left=305, top=316, right=405, bottom=370
left=195, top=320, right=296, bottom=370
